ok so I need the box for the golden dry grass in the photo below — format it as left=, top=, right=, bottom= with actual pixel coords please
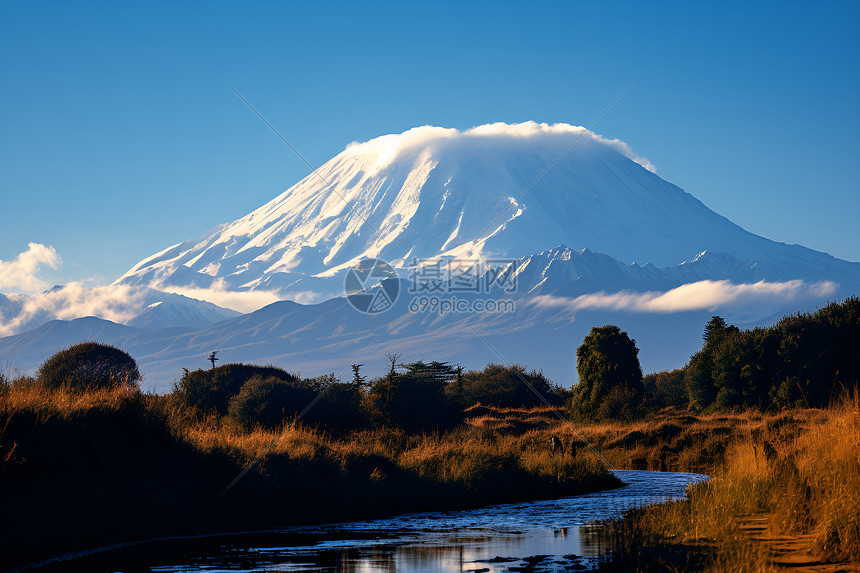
left=1, top=379, right=620, bottom=568
left=783, top=392, right=860, bottom=562
left=599, top=392, right=859, bottom=571
left=7, top=377, right=854, bottom=571
left=1, top=378, right=615, bottom=493
left=178, top=412, right=608, bottom=486
left=462, top=399, right=859, bottom=570
left=0, top=378, right=140, bottom=416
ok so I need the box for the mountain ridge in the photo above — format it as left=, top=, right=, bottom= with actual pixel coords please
left=2, top=244, right=849, bottom=390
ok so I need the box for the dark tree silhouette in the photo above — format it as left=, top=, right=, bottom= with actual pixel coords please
left=351, top=363, right=366, bottom=387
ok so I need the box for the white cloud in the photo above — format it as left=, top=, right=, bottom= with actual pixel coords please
left=159, top=279, right=282, bottom=313
left=0, top=243, right=62, bottom=294
left=286, top=290, right=327, bottom=305
left=531, top=280, right=838, bottom=320
left=0, top=284, right=148, bottom=336
left=346, top=121, right=657, bottom=173
left=0, top=272, right=285, bottom=336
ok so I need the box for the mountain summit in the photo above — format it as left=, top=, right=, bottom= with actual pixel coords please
left=116, top=122, right=856, bottom=301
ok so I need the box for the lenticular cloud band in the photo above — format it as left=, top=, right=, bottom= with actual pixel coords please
left=532, top=279, right=838, bottom=316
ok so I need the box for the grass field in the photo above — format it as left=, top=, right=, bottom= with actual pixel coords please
left=3, top=375, right=857, bottom=571
left=0, top=379, right=618, bottom=569
left=463, top=398, right=859, bottom=571
left=592, top=393, right=860, bottom=571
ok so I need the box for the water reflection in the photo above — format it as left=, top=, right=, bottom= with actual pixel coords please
left=26, top=470, right=708, bottom=572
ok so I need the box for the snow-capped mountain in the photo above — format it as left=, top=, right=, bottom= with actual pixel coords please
left=116, top=122, right=857, bottom=302
left=124, top=297, right=241, bottom=331
left=3, top=122, right=857, bottom=390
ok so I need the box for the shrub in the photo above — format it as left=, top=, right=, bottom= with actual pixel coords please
left=37, top=342, right=140, bottom=391
left=446, top=363, right=562, bottom=408
left=227, top=375, right=315, bottom=430
left=178, top=363, right=298, bottom=415
left=642, top=368, right=688, bottom=410
left=303, top=374, right=366, bottom=431
left=367, top=371, right=461, bottom=432
left=227, top=373, right=368, bottom=432
left=594, top=385, right=641, bottom=421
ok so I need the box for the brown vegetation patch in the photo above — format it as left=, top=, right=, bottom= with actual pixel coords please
left=0, top=383, right=617, bottom=569
left=596, top=392, right=859, bottom=572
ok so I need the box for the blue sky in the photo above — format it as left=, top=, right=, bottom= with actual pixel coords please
left=1, top=1, right=859, bottom=288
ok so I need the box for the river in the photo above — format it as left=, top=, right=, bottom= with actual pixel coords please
left=23, top=470, right=708, bottom=572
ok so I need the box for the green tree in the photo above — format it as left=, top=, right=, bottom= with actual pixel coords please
left=684, top=300, right=859, bottom=412
left=703, top=315, right=729, bottom=341
left=566, top=325, right=643, bottom=420
left=685, top=316, right=739, bottom=410
left=402, top=360, right=459, bottom=384
left=350, top=363, right=366, bottom=387
left=770, top=297, right=860, bottom=409
left=642, top=368, right=687, bottom=410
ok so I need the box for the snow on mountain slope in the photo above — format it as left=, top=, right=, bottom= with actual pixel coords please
left=116, top=121, right=855, bottom=303
left=501, top=246, right=854, bottom=298
left=124, top=295, right=241, bottom=330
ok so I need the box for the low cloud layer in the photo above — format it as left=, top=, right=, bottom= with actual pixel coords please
left=0, top=273, right=286, bottom=336
left=0, top=284, right=147, bottom=336
left=0, top=274, right=840, bottom=338
left=160, top=279, right=283, bottom=314
left=532, top=280, right=838, bottom=321
left=0, top=243, right=62, bottom=294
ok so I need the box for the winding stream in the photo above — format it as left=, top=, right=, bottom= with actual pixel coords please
left=25, top=470, right=708, bottom=572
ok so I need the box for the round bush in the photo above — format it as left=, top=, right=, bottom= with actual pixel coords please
left=178, top=363, right=299, bottom=414
left=227, top=375, right=315, bottom=430
left=227, top=374, right=366, bottom=432
left=37, top=342, right=141, bottom=390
